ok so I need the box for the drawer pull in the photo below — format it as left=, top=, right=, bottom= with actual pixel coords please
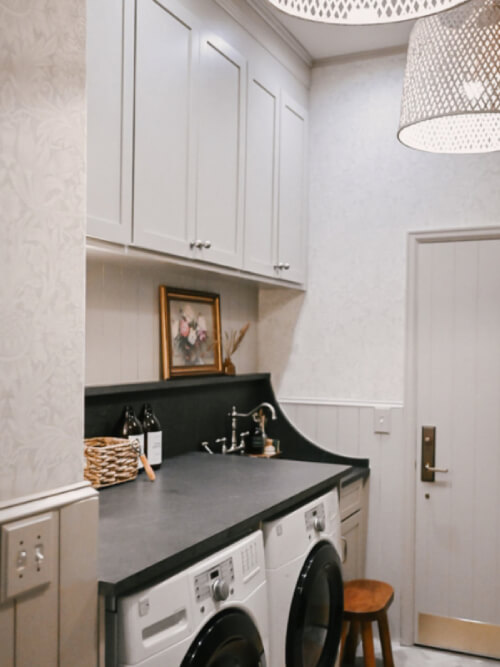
left=341, top=536, right=348, bottom=563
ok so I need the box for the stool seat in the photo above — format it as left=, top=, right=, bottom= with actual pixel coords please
left=344, top=579, right=394, bottom=617
left=339, top=579, right=395, bottom=667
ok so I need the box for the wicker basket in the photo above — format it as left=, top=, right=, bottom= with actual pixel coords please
left=84, top=437, right=139, bottom=488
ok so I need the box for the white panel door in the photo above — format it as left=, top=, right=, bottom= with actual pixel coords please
left=86, top=0, right=133, bottom=243
left=244, top=66, right=279, bottom=278
left=195, top=35, right=246, bottom=269
left=277, top=93, right=307, bottom=284
left=133, top=0, right=199, bottom=256
left=414, top=238, right=500, bottom=658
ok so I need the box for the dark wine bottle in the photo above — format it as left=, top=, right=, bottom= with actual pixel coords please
left=120, top=405, right=145, bottom=471
left=142, top=404, right=162, bottom=469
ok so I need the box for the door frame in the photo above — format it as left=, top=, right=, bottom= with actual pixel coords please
left=401, top=225, right=500, bottom=645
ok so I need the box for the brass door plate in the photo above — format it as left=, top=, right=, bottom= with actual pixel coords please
left=421, top=426, right=436, bottom=482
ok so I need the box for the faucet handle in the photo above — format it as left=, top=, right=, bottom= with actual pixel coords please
left=215, top=437, right=228, bottom=454
left=239, top=431, right=250, bottom=451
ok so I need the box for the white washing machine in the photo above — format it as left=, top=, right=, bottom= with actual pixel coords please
left=263, top=488, right=343, bottom=667
left=117, top=530, right=269, bottom=667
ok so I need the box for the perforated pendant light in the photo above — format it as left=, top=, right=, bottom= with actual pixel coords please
left=266, top=0, right=471, bottom=26
left=398, top=0, right=500, bottom=153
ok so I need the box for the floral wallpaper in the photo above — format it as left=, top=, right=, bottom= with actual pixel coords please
left=260, top=53, right=500, bottom=404
left=0, top=0, right=86, bottom=502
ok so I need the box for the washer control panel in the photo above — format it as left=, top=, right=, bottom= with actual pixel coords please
left=194, top=557, right=234, bottom=603
left=305, top=503, right=326, bottom=532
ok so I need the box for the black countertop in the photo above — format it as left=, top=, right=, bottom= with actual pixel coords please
left=98, top=452, right=355, bottom=597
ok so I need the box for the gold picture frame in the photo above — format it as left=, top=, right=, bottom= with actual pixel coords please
left=159, top=286, right=223, bottom=379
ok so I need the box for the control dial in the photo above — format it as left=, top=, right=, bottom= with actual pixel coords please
left=313, top=516, right=326, bottom=532
left=212, top=578, right=229, bottom=602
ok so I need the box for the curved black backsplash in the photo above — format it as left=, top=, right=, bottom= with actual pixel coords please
left=85, top=373, right=369, bottom=469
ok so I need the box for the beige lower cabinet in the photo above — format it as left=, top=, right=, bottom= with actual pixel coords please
left=339, top=478, right=368, bottom=582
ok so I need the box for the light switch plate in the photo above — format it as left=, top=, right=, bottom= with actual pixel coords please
left=374, top=408, right=391, bottom=434
left=0, top=512, right=55, bottom=602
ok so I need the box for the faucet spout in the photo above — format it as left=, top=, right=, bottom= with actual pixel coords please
left=232, top=402, right=277, bottom=421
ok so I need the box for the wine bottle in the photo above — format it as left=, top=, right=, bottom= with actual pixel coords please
left=120, top=405, right=145, bottom=471
left=142, top=404, right=162, bottom=470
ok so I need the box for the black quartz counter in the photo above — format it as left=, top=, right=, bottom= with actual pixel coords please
left=98, top=452, right=353, bottom=597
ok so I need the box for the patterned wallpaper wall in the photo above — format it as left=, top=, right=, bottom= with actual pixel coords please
left=260, top=52, right=500, bottom=404
left=0, top=0, right=86, bottom=502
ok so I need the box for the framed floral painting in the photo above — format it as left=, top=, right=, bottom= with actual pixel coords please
left=159, top=287, right=223, bottom=379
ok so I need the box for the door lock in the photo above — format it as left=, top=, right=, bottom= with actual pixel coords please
left=421, top=426, right=449, bottom=482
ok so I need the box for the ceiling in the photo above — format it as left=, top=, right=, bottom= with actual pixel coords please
left=249, top=0, right=415, bottom=61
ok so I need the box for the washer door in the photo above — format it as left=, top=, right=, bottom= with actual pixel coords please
left=285, top=541, right=343, bottom=667
left=180, top=609, right=266, bottom=667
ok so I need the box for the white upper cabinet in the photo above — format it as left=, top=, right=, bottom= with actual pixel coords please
left=277, top=94, right=308, bottom=284
left=195, top=36, right=246, bottom=269
left=86, top=0, right=133, bottom=243
left=133, top=0, right=199, bottom=256
left=86, top=0, right=309, bottom=285
left=244, top=66, right=279, bottom=278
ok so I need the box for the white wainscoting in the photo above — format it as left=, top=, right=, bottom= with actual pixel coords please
left=280, top=398, right=405, bottom=640
left=86, top=256, right=259, bottom=386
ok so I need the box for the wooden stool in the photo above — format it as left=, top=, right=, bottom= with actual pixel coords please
left=339, top=579, right=394, bottom=667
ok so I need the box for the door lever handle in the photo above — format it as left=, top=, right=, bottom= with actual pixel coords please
left=424, top=463, right=449, bottom=474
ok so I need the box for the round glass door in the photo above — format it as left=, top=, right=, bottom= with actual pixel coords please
left=285, top=541, right=343, bottom=667
left=180, top=609, right=266, bottom=667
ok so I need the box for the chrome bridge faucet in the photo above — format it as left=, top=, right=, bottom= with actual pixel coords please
left=226, top=402, right=277, bottom=455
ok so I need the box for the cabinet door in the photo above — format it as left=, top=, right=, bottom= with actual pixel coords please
left=244, top=66, right=279, bottom=278
left=277, top=94, right=308, bottom=284
left=341, top=510, right=363, bottom=582
left=86, top=0, right=133, bottom=243
left=195, top=35, right=246, bottom=269
left=133, top=0, right=198, bottom=256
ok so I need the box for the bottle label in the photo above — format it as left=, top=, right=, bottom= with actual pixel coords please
left=147, top=431, right=162, bottom=466
left=129, top=434, right=145, bottom=470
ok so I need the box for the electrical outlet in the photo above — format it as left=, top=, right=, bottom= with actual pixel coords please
left=374, top=407, right=391, bottom=434
left=0, top=512, right=55, bottom=602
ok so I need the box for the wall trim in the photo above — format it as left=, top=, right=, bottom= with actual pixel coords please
left=279, top=396, right=403, bottom=408
left=313, top=43, right=407, bottom=69
left=401, top=225, right=500, bottom=646
left=0, top=485, right=97, bottom=524
left=214, top=0, right=312, bottom=83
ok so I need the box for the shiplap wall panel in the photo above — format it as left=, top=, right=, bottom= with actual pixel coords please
left=15, top=513, right=59, bottom=667
left=59, top=497, right=99, bottom=667
left=0, top=602, right=14, bottom=667
left=86, top=258, right=259, bottom=386
left=281, top=400, right=404, bottom=639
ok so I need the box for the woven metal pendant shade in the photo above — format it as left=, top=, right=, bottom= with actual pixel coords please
left=265, top=0, right=471, bottom=26
left=398, top=0, right=500, bottom=153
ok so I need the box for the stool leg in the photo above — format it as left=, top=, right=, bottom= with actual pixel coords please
left=344, top=619, right=359, bottom=665
left=338, top=620, right=349, bottom=666
left=377, top=611, right=394, bottom=667
left=361, top=621, right=376, bottom=667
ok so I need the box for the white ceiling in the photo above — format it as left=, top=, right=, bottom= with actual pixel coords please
left=250, top=0, right=414, bottom=61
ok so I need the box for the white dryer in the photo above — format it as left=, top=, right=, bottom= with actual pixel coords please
left=263, top=488, right=343, bottom=667
left=117, top=530, right=269, bottom=667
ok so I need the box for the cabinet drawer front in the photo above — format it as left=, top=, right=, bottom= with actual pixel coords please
left=339, top=478, right=363, bottom=521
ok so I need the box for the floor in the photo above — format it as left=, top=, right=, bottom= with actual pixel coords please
left=350, top=640, right=498, bottom=666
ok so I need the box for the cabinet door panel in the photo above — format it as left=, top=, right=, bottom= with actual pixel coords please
left=341, top=510, right=363, bottom=582
left=133, top=0, right=198, bottom=255
left=278, top=94, right=307, bottom=284
left=87, top=0, right=133, bottom=243
left=244, top=68, right=279, bottom=277
left=196, top=36, right=246, bottom=268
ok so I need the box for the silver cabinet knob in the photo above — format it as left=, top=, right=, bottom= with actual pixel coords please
left=212, top=578, right=229, bottom=602
left=282, top=262, right=290, bottom=270
left=313, top=516, right=326, bottom=532
left=204, top=240, right=212, bottom=249
left=274, top=262, right=291, bottom=271
left=190, top=240, right=204, bottom=249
